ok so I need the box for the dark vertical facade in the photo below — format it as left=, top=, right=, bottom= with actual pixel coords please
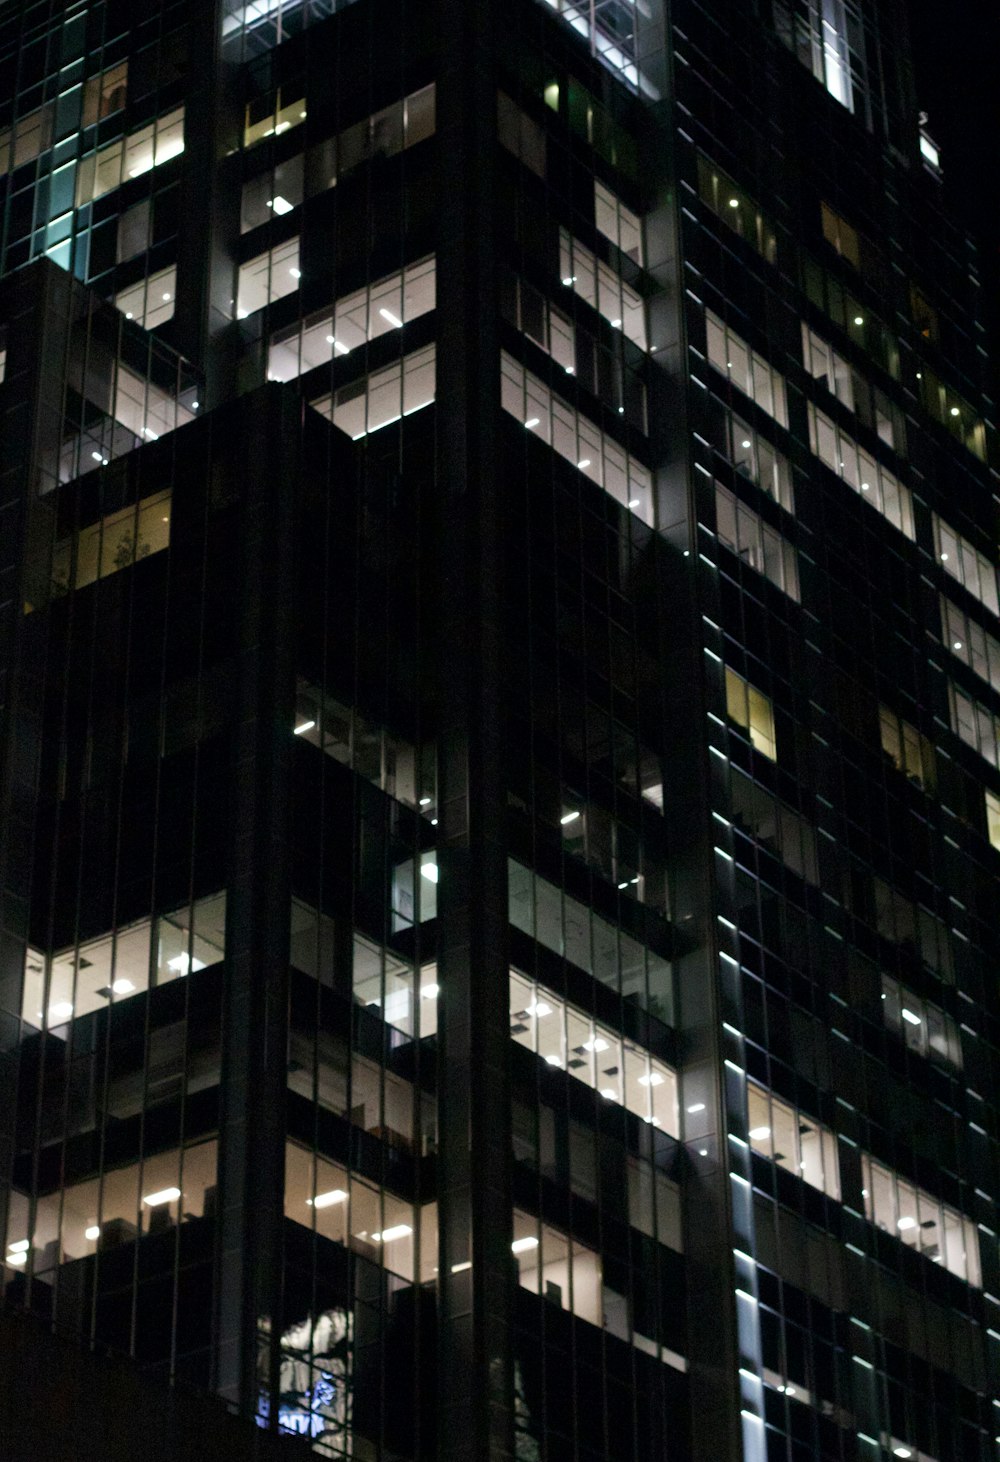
left=1, top=2, right=998, bottom=1461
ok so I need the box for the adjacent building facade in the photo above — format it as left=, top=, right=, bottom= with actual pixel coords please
left=1, top=0, right=998, bottom=1459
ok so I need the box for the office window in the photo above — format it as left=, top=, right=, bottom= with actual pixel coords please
left=269, top=256, right=435, bottom=380
left=497, top=91, right=546, bottom=179
left=20, top=891, right=225, bottom=1030
left=508, top=971, right=678, bottom=1133
left=715, top=483, right=799, bottom=599
left=718, top=405, right=795, bottom=512
left=310, top=344, right=436, bottom=440
left=241, top=155, right=304, bottom=232
left=861, top=1155, right=980, bottom=1287
left=115, top=264, right=176, bottom=330
left=774, top=0, right=857, bottom=110
left=292, top=682, right=434, bottom=814
left=933, top=516, right=999, bottom=616
left=696, top=156, right=777, bottom=265
left=881, top=976, right=962, bottom=1070
left=594, top=180, right=644, bottom=266
left=243, top=90, right=306, bottom=149
left=0, top=102, right=54, bottom=173
left=82, top=61, right=128, bottom=126
left=116, top=200, right=151, bottom=263
left=935, top=599, right=1000, bottom=690
left=43, top=488, right=172, bottom=605
left=705, top=311, right=789, bottom=427
left=949, top=683, right=1000, bottom=772
left=729, top=769, right=819, bottom=884
left=558, top=229, right=646, bottom=349
left=285, top=1142, right=416, bottom=1283
left=819, top=201, right=861, bottom=267
left=802, top=256, right=900, bottom=379
left=237, top=236, right=300, bottom=317
left=807, top=405, right=914, bottom=538
left=918, top=366, right=988, bottom=462
left=500, top=352, right=654, bottom=525
left=878, top=705, right=935, bottom=791
left=801, top=323, right=904, bottom=452
left=986, top=790, right=1000, bottom=851
left=534, top=0, right=659, bottom=98
left=75, top=107, right=185, bottom=207
left=724, top=667, right=777, bottom=760
left=746, top=1083, right=840, bottom=1198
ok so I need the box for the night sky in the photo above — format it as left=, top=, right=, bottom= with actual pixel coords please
left=905, top=0, right=1000, bottom=396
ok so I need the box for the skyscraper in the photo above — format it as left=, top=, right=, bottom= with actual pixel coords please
left=1, top=0, right=998, bottom=1459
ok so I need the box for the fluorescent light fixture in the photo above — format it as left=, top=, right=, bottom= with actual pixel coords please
left=544, top=1053, right=563, bottom=1067
left=307, top=1189, right=347, bottom=1209
left=638, top=1071, right=664, bottom=1087
left=142, top=427, right=159, bottom=439
left=526, top=1000, right=551, bottom=1018
left=560, top=810, right=580, bottom=825
left=420, top=861, right=439, bottom=884
left=143, top=1186, right=181, bottom=1207
left=741, top=439, right=752, bottom=449
left=274, top=121, right=291, bottom=134
left=893, top=1449, right=913, bottom=1460
left=85, top=1226, right=101, bottom=1241
left=687, top=1102, right=706, bottom=1114
left=289, top=267, right=302, bottom=279
left=92, top=450, right=103, bottom=461
left=577, top=458, right=591, bottom=469
left=49, top=1002, right=74, bottom=1021
left=450, top=1260, right=472, bottom=1273
left=379, top=307, right=404, bottom=328
left=950, top=406, right=960, bottom=416
left=699, top=1148, right=708, bottom=1156
left=294, top=720, right=316, bottom=735
left=628, top=499, right=640, bottom=509
left=419, top=797, right=432, bottom=806
left=7, top=1239, right=29, bottom=1254
left=421, top=983, right=440, bottom=1000
left=374, top=1223, right=412, bottom=1243
left=6, top=1251, right=27, bottom=1266
left=748, top=1126, right=771, bottom=1141
left=269, top=195, right=294, bottom=215
left=600, top=1088, right=617, bottom=1100
left=524, top=417, right=540, bottom=429
left=853, top=315, right=864, bottom=325
left=562, top=275, right=576, bottom=286
left=167, top=952, right=206, bottom=975
left=901, top=1008, right=922, bottom=1026
left=728, top=198, right=739, bottom=208
left=325, top=335, right=350, bottom=355
left=953, top=640, right=963, bottom=650
left=618, top=881, right=630, bottom=889
left=511, top=1236, right=539, bottom=1254
left=896, top=1216, right=917, bottom=1231
left=111, top=979, right=135, bottom=995
left=162, top=292, right=171, bottom=301
left=583, top=1037, right=609, bottom=1053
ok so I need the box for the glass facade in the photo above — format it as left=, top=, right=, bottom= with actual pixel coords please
left=0, top=0, right=998, bottom=1460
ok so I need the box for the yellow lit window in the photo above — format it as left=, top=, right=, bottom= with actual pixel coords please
left=986, top=790, right=1000, bottom=852
left=878, top=705, right=935, bottom=792
left=725, top=667, right=776, bottom=760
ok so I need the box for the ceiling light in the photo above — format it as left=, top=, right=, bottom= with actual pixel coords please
left=901, top=1008, right=922, bottom=1025
left=953, top=639, right=963, bottom=650
left=275, top=120, right=291, bottom=134
left=562, top=276, right=576, bottom=286
left=853, top=315, right=864, bottom=325
left=125, top=311, right=134, bottom=320
left=577, top=458, right=591, bottom=469
left=748, top=1125, right=771, bottom=1141
left=526, top=1000, right=552, bottom=1018
left=192, top=401, right=199, bottom=409
left=420, top=861, right=439, bottom=884
left=289, top=267, right=302, bottom=279
left=940, top=551, right=948, bottom=561
left=419, top=796, right=432, bottom=806
left=379, top=307, right=403, bottom=328
left=269, top=195, right=294, bottom=215
left=294, top=720, right=316, bottom=735
left=687, top=1102, right=706, bottom=1114
left=142, top=427, right=159, bottom=439
left=49, top=1002, right=74, bottom=1021
left=728, top=198, right=739, bottom=208
left=560, top=810, right=580, bottom=825
left=893, top=1449, right=913, bottom=1459
left=307, top=1189, right=347, bottom=1209
left=583, top=1037, right=609, bottom=1053
left=896, top=1216, right=917, bottom=1231
left=6, top=1251, right=26, bottom=1266
left=544, top=1053, right=563, bottom=1067
left=375, top=1224, right=412, bottom=1243
left=524, top=417, right=540, bottom=429
left=421, top=983, right=440, bottom=1000
left=950, top=406, right=960, bottom=416
left=162, top=292, right=171, bottom=301
left=628, top=498, right=640, bottom=509
left=143, top=1186, right=181, bottom=1207
left=111, top=979, right=135, bottom=995
left=600, top=1087, right=617, bottom=1100
left=611, top=318, right=622, bottom=328
left=7, top=1239, right=29, bottom=1254
left=741, top=439, right=752, bottom=449
left=511, top=1236, right=539, bottom=1254
left=638, top=1071, right=664, bottom=1087
left=698, top=1148, right=708, bottom=1156
left=92, top=450, right=103, bottom=461
left=167, top=952, right=206, bottom=974
left=84, top=1226, right=101, bottom=1241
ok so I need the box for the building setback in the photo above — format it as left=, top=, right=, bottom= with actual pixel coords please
left=0, top=1, right=998, bottom=1459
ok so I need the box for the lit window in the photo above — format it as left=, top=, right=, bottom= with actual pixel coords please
left=237, top=236, right=300, bottom=317
left=558, top=229, right=646, bottom=349
left=509, top=971, right=678, bottom=1134
left=775, top=0, right=856, bottom=112
left=82, top=61, right=128, bottom=127
left=114, top=264, right=176, bottom=330
left=724, top=667, right=777, bottom=760
left=986, top=789, right=1000, bottom=852
left=878, top=705, right=935, bottom=791
left=861, top=1153, right=980, bottom=1287
left=746, top=1082, right=840, bottom=1198
left=269, top=256, right=435, bottom=381
left=243, top=90, right=306, bottom=149
left=949, top=682, right=1000, bottom=772
left=309, top=344, right=435, bottom=440
left=715, top=483, right=799, bottom=599
left=717, top=406, right=795, bottom=512
left=729, top=769, right=819, bottom=884
left=75, top=107, right=185, bottom=207
left=881, top=976, right=962, bottom=1069
left=820, top=201, right=861, bottom=270
left=704, top=311, right=788, bottom=427
left=594, top=180, right=644, bottom=266
left=696, top=157, right=777, bottom=265
left=500, top=352, right=653, bottom=524
left=807, top=404, right=914, bottom=538
left=933, top=516, right=999, bottom=616
left=533, top=0, right=661, bottom=99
